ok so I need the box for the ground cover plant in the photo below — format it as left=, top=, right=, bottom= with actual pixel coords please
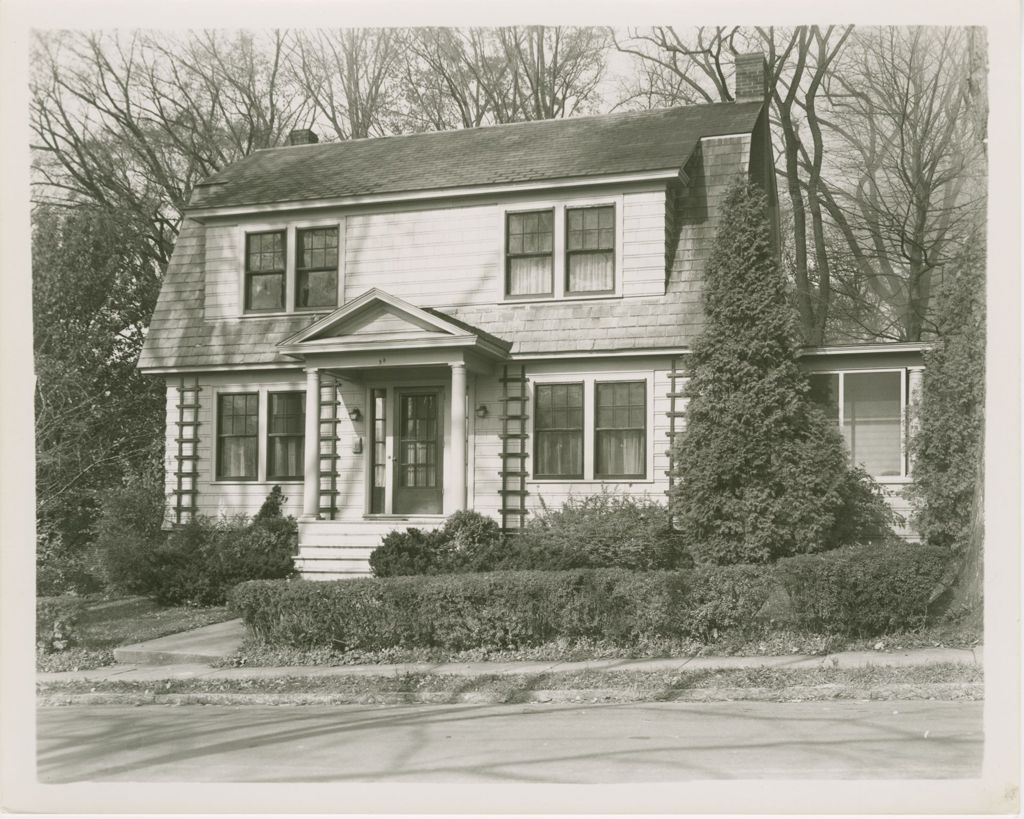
left=669, top=183, right=897, bottom=565
left=36, top=596, right=231, bottom=672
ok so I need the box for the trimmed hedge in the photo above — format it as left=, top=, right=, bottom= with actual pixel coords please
left=777, top=543, right=950, bottom=635
left=232, top=542, right=949, bottom=650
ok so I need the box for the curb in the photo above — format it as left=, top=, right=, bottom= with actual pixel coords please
left=37, top=682, right=982, bottom=708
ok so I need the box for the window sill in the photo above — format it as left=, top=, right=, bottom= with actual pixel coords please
left=211, top=479, right=304, bottom=486
left=529, top=477, right=654, bottom=485
left=501, top=292, right=623, bottom=306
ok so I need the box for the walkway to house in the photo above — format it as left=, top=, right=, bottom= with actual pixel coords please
left=37, top=618, right=982, bottom=685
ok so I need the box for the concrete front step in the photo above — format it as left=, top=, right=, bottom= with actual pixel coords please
left=295, top=517, right=444, bottom=578
left=293, top=557, right=372, bottom=575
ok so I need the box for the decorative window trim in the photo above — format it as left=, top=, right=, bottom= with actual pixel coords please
left=528, top=371, right=654, bottom=483
left=237, top=217, right=344, bottom=318
left=497, top=195, right=624, bottom=304
left=808, top=367, right=910, bottom=480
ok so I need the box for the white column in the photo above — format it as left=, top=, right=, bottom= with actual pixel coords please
left=302, top=367, right=321, bottom=520
left=450, top=362, right=468, bottom=511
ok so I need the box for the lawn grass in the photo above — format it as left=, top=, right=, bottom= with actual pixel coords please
left=37, top=597, right=231, bottom=672
left=37, top=662, right=982, bottom=705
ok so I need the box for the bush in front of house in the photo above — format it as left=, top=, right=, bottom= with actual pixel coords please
left=369, top=499, right=687, bottom=577
left=230, top=569, right=695, bottom=651
left=777, top=542, right=951, bottom=635
left=233, top=542, right=950, bottom=651
left=36, top=596, right=88, bottom=654
left=503, top=494, right=689, bottom=571
left=669, top=182, right=896, bottom=565
left=98, top=484, right=298, bottom=606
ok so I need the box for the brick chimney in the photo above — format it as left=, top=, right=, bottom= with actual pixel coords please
left=287, top=128, right=319, bottom=146
left=734, top=53, right=768, bottom=103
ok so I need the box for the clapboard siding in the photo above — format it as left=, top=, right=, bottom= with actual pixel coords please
left=198, top=186, right=671, bottom=317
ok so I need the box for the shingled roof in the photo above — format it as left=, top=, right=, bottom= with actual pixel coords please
left=189, top=101, right=763, bottom=210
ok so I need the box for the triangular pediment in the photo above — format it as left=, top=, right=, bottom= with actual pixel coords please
left=276, top=288, right=487, bottom=350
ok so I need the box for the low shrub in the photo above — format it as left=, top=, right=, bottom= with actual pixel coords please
left=36, top=596, right=88, bottom=654
left=777, top=543, right=951, bottom=635
left=36, top=532, right=104, bottom=596
left=99, top=484, right=297, bottom=606
left=96, top=474, right=169, bottom=595
left=369, top=498, right=688, bottom=577
left=508, top=495, right=688, bottom=571
left=681, top=565, right=777, bottom=641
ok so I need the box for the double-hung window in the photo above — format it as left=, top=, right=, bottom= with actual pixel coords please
left=534, top=383, right=584, bottom=479
left=216, top=394, right=259, bottom=480
left=296, top=227, right=339, bottom=309
left=245, top=231, right=286, bottom=311
left=594, top=381, right=646, bottom=478
left=505, top=210, right=554, bottom=297
left=267, top=392, right=305, bottom=480
left=566, top=205, right=615, bottom=294
left=809, top=370, right=905, bottom=477
left=533, top=379, right=648, bottom=480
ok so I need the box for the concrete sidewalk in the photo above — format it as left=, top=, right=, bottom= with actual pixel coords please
left=43, top=622, right=982, bottom=685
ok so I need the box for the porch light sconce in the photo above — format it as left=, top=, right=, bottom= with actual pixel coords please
left=475, top=404, right=489, bottom=418
left=348, top=407, right=362, bottom=422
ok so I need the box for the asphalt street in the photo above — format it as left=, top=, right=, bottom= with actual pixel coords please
left=37, top=700, right=982, bottom=783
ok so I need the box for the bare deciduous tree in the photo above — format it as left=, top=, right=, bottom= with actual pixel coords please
left=818, top=27, right=986, bottom=341
left=292, top=29, right=402, bottom=140
left=31, top=30, right=312, bottom=267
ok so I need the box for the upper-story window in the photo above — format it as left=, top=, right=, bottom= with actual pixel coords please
left=503, top=201, right=619, bottom=301
left=296, top=227, right=339, bottom=309
left=241, top=220, right=342, bottom=316
left=245, top=231, right=286, bottom=311
left=506, top=210, right=554, bottom=297
left=566, top=206, right=615, bottom=294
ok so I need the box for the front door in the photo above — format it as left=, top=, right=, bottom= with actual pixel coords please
left=394, top=389, right=444, bottom=514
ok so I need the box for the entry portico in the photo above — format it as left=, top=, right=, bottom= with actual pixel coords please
left=276, top=288, right=511, bottom=522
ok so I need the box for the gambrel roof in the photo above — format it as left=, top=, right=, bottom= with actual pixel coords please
left=189, top=102, right=764, bottom=210
left=136, top=220, right=709, bottom=372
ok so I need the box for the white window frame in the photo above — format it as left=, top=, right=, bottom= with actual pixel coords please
left=211, top=384, right=306, bottom=485
left=812, top=367, right=909, bottom=481
left=527, top=371, right=655, bottom=484
left=497, top=194, right=624, bottom=304
left=238, top=216, right=345, bottom=317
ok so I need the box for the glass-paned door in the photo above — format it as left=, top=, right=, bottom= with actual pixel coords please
left=394, top=390, right=443, bottom=514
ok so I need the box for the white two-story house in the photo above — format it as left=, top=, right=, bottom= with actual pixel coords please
left=138, top=54, right=925, bottom=578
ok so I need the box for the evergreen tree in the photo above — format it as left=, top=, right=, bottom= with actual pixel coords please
left=670, top=182, right=894, bottom=565
left=906, top=244, right=985, bottom=611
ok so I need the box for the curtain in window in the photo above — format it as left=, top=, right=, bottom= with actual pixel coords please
left=596, top=429, right=644, bottom=477
left=508, top=257, right=552, bottom=296
left=269, top=438, right=302, bottom=479
left=595, top=381, right=645, bottom=478
left=535, top=383, right=583, bottom=477
left=219, top=437, right=257, bottom=479
left=843, top=372, right=901, bottom=476
left=567, top=252, right=613, bottom=292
